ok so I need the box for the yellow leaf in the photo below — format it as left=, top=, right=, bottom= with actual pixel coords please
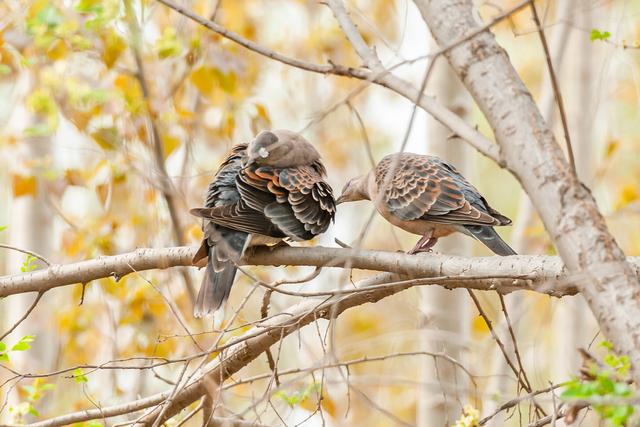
left=114, top=74, right=144, bottom=113
left=62, top=229, right=84, bottom=257
left=605, top=138, right=619, bottom=159
left=155, top=27, right=183, bottom=58
left=320, top=393, right=337, bottom=418
left=46, top=39, right=68, bottom=60
left=102, top=30, right=126, bottom=68
left=161, top=133, right=180, bottom=158
left=96, top=183, right=109, bottom=206
left=221, top=113, right=235, bottom=138
left=12, top=174, right=37, bottom=198
left=188, top=223, right=203, bottom=241
left=143, top=188, right=156, bottom=203
left=190, top=66, right=236, bottom=103
left=64, top=168, right=85, bottom=186
left=471, top=315, right=489, bottom=337
left=299, top=395, right=317, bottom=412
left=190, top=65, right=215, bottom=94
left=91, top=126, right=119, bottom=150
left=616, top=184, right=639, bottom=210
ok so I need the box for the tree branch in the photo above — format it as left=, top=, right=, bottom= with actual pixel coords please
left=154, top=0, right=499, bottom=162
left=3, top=245, right=640, bottom=300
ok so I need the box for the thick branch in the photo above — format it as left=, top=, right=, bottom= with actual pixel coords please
left=413, top=0, right=640, bottom=381
left=3, top=245, right=640, bottom=299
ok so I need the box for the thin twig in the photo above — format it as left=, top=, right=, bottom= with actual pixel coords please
left=467, top=290, right=547, bottom=419
left=530, top=2, right=576, bottom=175
left=498, top=294, right=534, bottom=397
left=346, top=101, right=376, bottom=167
left=0, top=291, right=44, bottom=342
left=124, top=0, right=196, bottom=303
left=0, top=244, right=51, bottom=266
left=479, top=382, right=568, bottom=425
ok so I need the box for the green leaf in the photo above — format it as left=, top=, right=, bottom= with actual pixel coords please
left=0, top=342, right=6, bottom=352
left=0, top=353, right=9, bottom=362
left=36, top=4, right=65, bottom=29
left=24, top=123, right=54, bottom=138
left=73, top=368, right=88, bottom=383
left=12, top=335, right=35, bottom=352
left=27, top=403, right=39, bottom=417
left=20, top=255, right=38, bottom=273
left=613, top=382, right=631, bottom=396
left=0, top=225, right=7, bottom=232
left=590, top=29, right=611, bottom=42
left=155, top=27, right=183, bottom=58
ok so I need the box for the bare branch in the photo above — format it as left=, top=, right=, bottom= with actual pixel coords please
left=124, top=0, right=196, bottom=303
left=0, top=244, right=51, bottom=266
left=0, top=291, right=44, bottom=342
left=529, top=2, right=576, bottom=175
left=3, top=245, right=633, bottom=299
left=155, top=0, right=499, bottom=162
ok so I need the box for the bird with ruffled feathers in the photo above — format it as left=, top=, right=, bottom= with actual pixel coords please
left=191, top=130, right=336, bottom=317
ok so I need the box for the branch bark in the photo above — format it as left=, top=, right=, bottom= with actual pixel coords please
left=3, top=245, right=640, bottom=300
left=413, top=0, right=640, bottom=381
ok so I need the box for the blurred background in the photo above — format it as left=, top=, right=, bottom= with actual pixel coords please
left=1, top=0, right=639, bottom=425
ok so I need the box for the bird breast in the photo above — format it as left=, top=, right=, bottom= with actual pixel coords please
left=375, top=203, right=457, bottom=238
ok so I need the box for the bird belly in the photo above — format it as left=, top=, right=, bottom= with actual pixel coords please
left=378, top=206, right=457, bottom=237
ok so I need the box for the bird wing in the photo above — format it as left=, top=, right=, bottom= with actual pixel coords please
left=377, top=154, right=510, bottom=226
left=233, top=162, right=336, bottom=240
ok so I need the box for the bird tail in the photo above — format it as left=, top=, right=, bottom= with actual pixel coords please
left=193, top=227, right=248, bottom=318
left=194, top=249, right=238, bottom=318
left=464, top=225, right=517, bottom=256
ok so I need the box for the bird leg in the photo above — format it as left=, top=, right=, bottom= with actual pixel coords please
left=408, top=232, right=438, bottom=254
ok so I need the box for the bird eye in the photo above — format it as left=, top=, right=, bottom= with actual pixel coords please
left=258, top=147, right=269, bottom=158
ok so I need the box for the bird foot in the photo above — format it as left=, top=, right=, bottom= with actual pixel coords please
left=408, top=236, right=438, bottom=255
left=407, top=246, right=433, bottom=255
left=269, top=240, right=291, bottom=251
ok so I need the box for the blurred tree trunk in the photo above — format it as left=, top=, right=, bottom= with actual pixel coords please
left=552, top=3, right=599, bottom=383
left=1, top=75, right=56, bottom=420
left=417, top=54, right=471, bottom=426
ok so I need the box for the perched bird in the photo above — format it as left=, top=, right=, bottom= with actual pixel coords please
left=190, top=130, right=336, bottom=317
left=337, top=153, right=515, bottom=255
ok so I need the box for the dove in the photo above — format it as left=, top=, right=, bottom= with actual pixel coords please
left=336, top=152, right=515, bottom=255
left=190, top=130, right=336, bottom=317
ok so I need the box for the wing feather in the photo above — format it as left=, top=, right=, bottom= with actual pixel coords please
left=377, top=153, right=510, bottom=226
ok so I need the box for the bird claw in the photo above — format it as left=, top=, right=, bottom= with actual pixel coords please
left=269, top=240, right=291, bottom=251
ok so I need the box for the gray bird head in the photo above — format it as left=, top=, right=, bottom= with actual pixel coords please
left=336, top=175, right=370, bottom=205
left=247, top=129, right=321, bottom=168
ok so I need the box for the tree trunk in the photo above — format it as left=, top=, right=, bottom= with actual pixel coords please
left=1, top=76, right=55, bottom=421
left=413, top=0, right=640, bottom=383
left=417, top=51, right=472, bottom=426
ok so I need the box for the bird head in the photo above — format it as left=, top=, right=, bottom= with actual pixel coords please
left=247, top=130, right=321, bottom=168
left=336, top=175, right=370, bottom=205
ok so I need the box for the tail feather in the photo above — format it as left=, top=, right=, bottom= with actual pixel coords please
left=194, top=227, right=248, bottom=317
left=464, top=225, right=516, bottom=256
left=194, top=249, right=238, bottom=317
